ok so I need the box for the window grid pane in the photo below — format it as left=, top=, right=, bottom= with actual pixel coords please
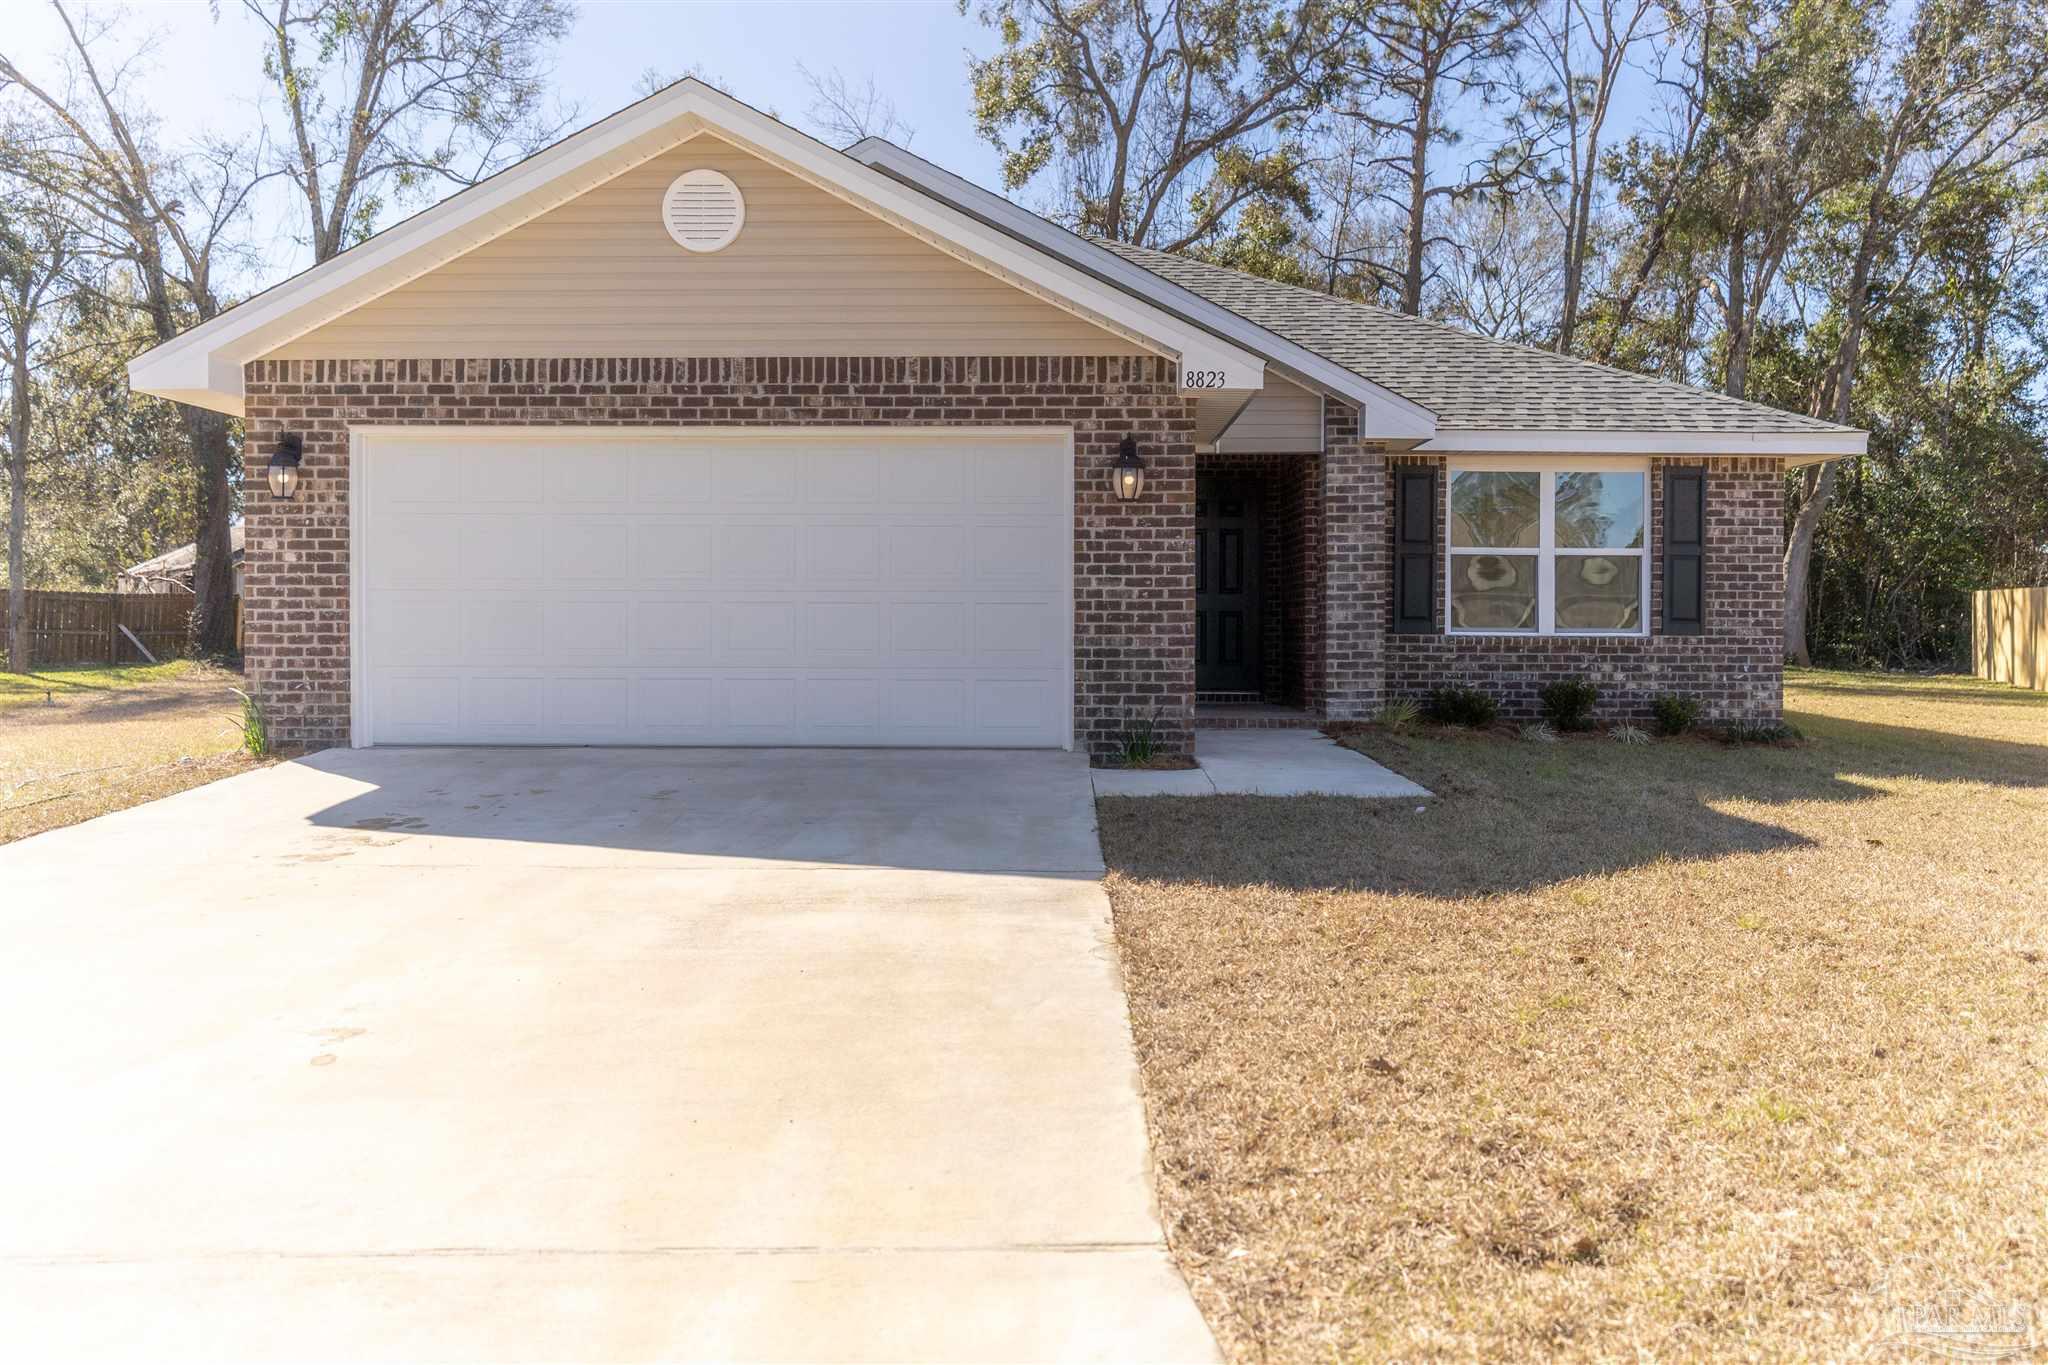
left=1446, top=465, right=1650, bottom=637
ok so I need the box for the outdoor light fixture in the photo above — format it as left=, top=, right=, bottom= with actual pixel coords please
left=268, top=433, right=303, bottom=501
left=1109, top=435, right=1146, bottom=502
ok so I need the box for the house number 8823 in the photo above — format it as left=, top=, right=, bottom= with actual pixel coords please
left=1181, top=369, right=1228, bottom=389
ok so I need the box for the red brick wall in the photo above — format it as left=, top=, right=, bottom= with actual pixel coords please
left=1379, top=454, right=1785, bottom=722
left=239, top=355, right=1197, bottom=756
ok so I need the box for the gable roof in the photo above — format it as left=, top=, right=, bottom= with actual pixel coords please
left=1094, top=241, right=1862, bottom=453
left=128, top=81, right=1267, bottom=415
left=851, top=137, right=1862, bottom=460
left=120, top=526, right=246, bottom=582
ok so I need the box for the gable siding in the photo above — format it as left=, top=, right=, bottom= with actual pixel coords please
left=263, top=138, right=1146, bottom=362
left=1214, top=378, right=1322, bottom=453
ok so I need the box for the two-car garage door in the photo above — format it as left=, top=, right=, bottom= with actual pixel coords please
left=356, top=429, right=1072, bottom=747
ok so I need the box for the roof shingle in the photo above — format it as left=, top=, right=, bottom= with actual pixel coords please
left=1095, top=239, right=1855, bottom=436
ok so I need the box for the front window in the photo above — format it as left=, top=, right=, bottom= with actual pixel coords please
left=1448, top=462, right=1647, bottom=635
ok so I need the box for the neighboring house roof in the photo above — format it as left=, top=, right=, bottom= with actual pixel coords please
left=1093, top=240, right=1861, bottom=451
left=126, top=80, right=1266, bottom=416
left=122, top=526, right=246, bottom=583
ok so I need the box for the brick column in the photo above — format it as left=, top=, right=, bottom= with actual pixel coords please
left=1320, top=402, right=1386, bottom=719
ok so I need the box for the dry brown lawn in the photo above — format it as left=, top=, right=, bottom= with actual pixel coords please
left=0, top=660, right=275, bottom=844
left=1101, top=669, right=2047, bottom=1362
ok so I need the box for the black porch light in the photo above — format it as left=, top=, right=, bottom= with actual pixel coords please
left=268, top=432, right=304, bottom=501
left=1109, top=435, right=1146, bottom=502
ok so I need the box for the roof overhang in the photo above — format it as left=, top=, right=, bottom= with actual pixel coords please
left=847, top=139, right=1438, bottom=445
left=1413, top=429, right=1869, bottom=460
left=129, top=81, right=1268, bottom=416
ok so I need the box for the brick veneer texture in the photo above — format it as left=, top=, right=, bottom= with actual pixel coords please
left=239, top=355, right=1198, bottom=757
left=1382, top=454, right=1785, bottom=722
left=1195, top=450, right=1323, bottom=708
left=1321, top=402, right=1388, bottom=719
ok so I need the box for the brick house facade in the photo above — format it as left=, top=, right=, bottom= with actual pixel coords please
left=131, top=83, right=1854, bottom=757
left=241, top=355, right=1197, bottom=756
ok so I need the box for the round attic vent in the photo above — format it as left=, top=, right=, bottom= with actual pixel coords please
left=662, top=169, right=745, bottom=252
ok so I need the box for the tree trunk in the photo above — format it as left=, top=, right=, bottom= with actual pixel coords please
left=185, top=406, right=237, bottom=656
left=1401, top=76, right=1433, bottom=315
left=1723, top=224, right=1750, bottom=398
left=1782, top=226, right=1878, bottom=663
left=6, top=337, right=27, bottom=673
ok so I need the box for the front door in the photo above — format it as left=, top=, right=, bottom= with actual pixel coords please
left=1195, top=475, right=1261, bottom=696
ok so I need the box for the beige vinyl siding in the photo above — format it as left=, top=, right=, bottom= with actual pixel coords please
left=265, top=136, right=1146, bottom=361
left=1214, top=378, right=1323, bottom=453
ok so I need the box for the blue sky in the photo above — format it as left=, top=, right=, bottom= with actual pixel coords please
left=6, top=0, right=1007, bottom=283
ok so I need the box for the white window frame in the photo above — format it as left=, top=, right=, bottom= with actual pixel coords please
left=1445, top=455, right=1651, bottom=637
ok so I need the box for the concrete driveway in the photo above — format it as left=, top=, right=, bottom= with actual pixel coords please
left=0, top=748, right=1216, bottom=1363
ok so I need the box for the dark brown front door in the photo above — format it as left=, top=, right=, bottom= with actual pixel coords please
left=1196, top=475, right=1261, bottom=695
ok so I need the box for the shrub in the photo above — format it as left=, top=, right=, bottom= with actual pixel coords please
left=1425, top=685, right=1498, bottom=728
left=1651, top=692, right=1702, bottom=737
left=228, top=687, right=269, bottom=757
left=1518, top=721, right=1558, bottom=743
left=1374, top=698, right=1422, bottom=732
left=1539, top=676, right=1600, bottom=731
left=1119, top=705, right=1162, bottom=766
left=1722, top=718, right=1803, bottom=745
left=1610, top=721, right=1651, bottom=745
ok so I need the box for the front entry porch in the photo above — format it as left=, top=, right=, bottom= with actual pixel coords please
left=1194, top=454, right=1323, bottom=728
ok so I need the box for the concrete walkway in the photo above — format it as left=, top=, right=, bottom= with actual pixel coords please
left=0, top=748, right=1217, bottom=1363
left=1093, top=727, right=1433, bottom=798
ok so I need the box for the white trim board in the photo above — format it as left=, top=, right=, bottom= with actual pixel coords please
left=346, top=424, right=1078, bottom=751
left=131, top=82, right=1266, bottom=416
left=1415, top=429, right=1867, bottom=458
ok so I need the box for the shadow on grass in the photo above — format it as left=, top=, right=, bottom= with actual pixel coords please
left=1098, top=710, right=2048, bottom=898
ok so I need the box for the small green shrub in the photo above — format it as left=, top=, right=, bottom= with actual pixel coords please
left=1651, top=692, right=1702, bottom=736
left=1610, top=721, right=1651, bottom=745
left=228, top=687, right=270, bottom=757
left=1539, top=676, right=1600, bottom=731
left=1722, top=718, right=1803, bottom=745
left=1374, top=698, right=1422, bottom=732
left=1120, top=705, right=1162, bottom=765
left=1425, top=685, right=1498, bottom=728
left=1518, top=721, right=1558, bottom=743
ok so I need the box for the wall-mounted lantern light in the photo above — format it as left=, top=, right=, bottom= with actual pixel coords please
left=268, top=433, right=304, bottom=501
left=1109, top=435, right=1146, bottom=502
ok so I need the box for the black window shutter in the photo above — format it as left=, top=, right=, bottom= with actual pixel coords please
left=1392, top=465, right=1438, bottom=633
left=1662, top=465, right=1706, bottom=635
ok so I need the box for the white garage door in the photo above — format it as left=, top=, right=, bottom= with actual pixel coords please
left=354, top=429, right=1073, bottom=747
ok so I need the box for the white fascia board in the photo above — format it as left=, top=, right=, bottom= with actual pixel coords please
left=1414, top=429, right=1869, bottom=458
left=132, top=80, right=1270, bottom=414
left=847, top=138, right=1438, bottom=444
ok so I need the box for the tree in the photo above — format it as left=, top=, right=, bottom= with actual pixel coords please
left=0, top=156, right=75, bottom=669
left=1783, top=0, right=2048, bottom=662
left=960, top=0, right=1361, bottom=248
left=1334, top=0, right=1557, bottom=315
left=798, top=63, right=915, bottom=147
left=1530, top=0, right=1658, bottom=351
left=0, top=1, right=265, bottom=654
left=246, top=0, right=574, bottom=264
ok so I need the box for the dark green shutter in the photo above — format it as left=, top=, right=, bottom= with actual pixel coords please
left=1392, top=465, right=1438, bottom=633
left=1662, top=466, right=1706, bottom=635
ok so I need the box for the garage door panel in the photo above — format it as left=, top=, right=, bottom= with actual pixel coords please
left=460, top=516, right=548, bottom=585
left=547, top=518, right=634, bottom=585
left=361, top=432, right=1070, bottom=747
left=887, top=524, right=969, bottom=585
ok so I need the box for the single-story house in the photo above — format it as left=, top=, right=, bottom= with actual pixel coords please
left=116, top=526, right=247, bottom=596
left=127, top=81, right=1864, bottom=757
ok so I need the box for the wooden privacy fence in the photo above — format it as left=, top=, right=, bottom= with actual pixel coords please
left=1972, top=587, right=2048, bottom=692
left=1, top=590, right=233, bottom=670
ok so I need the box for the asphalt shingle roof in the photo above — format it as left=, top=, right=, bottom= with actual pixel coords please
left=1095, top=239, right=1855, bottom=436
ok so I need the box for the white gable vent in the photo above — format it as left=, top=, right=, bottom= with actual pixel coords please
left=662, top=169, right=745, bottom=252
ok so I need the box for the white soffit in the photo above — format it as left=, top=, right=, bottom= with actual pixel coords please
left=128, top=81, right=1267, bottom=415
